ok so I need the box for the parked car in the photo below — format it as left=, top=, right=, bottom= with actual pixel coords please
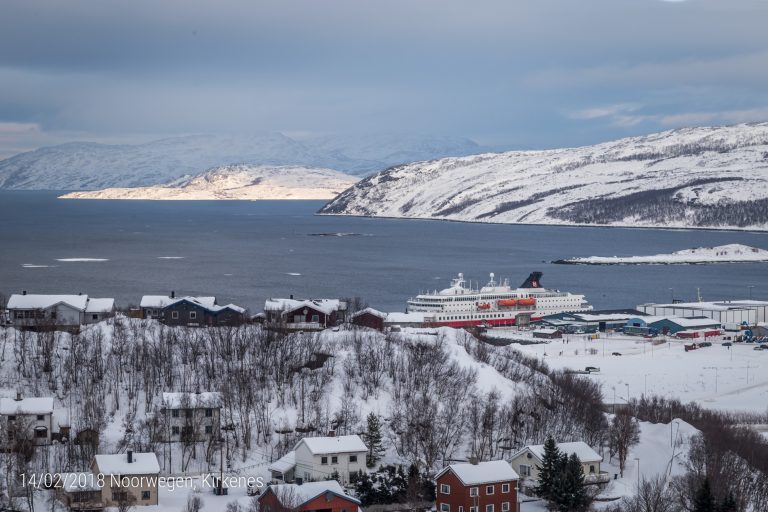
left=611, top=352, right=622, bottom=356
left=753, top=346, right=765, bottom=351
left=585, top=366, right=600, bottom=373
left=699, top=341, right=712, bottom=347
left=721, top=342, right=732, bottom=347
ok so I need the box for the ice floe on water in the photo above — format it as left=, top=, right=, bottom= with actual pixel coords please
left=285, top=272, right=302, bottom=276
left=157, top=256, right=185, bottom=259
left=56, top=258, right=109, bottom=262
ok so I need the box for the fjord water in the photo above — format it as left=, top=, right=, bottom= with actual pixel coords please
left=1, top=191, right=767, bottom=313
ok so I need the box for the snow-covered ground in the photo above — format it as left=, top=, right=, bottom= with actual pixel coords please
left=320, top=122, right=768, bottom=231
left=59, top=164, right=358, bottom=201
left=555, top=243, right=768, bottom=265
left=506, top=330, right=768, bottom=414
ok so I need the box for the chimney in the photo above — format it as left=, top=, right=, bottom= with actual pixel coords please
left=171, top=290, right=175, bottom=299
left=469, top=456, right=479, bottom=465
left=327, top=429, right=336, bottom=437
left=295, top=477, right=303, bottom=486
left=127, top=450, right=133, bottom=463
left=290, top=294, right=294, bottom=299
left=22, top=290, right=27, bottom=296
left=15, top=391, right=22, bottom=401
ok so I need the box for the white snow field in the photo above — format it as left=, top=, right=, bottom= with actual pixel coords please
left=321, top=122, right=768, bottom=231
left=60, top=164, right=358, bottom=201
left=556, top=243, right=768, bottom=265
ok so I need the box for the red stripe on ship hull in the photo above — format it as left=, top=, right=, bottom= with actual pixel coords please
left=425, top=317, right=543, bottom=328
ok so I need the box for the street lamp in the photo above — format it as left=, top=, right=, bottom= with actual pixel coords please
left=635, top=458, right=640, bottom=489
left=625, top=383, right=630, bottom=403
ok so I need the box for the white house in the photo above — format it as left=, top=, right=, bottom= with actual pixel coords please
left=287, top=434, right=367, bottom=484
left=509, top=441, right=607, bottom=485
left=6, top=293, right=114, bottom=329
left=156, top=392, right=221, bottom=442
left=92, top=450, right=160, bottom=507
left=0, top=395, right=55, bottom=445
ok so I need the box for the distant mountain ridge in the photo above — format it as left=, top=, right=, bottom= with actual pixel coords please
left=59, top=164, right=358, bottom=200
left=0, top=133, right=481, bottom=190
left=319, top=123, right=768, bottom=231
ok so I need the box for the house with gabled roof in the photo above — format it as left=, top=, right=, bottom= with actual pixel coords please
left=264, top=297, right=347, bottom=331
left=435, top=460, right=519, bottom=512
left=258, top=480, right=361, bottom=512
left=509, top=441, right=607, bottom=486
left=91, top=450, right=160, bottom=507
left=6, top=292, right=114, bottom=330
left=140, top=292, right=245, bottom=327
left=0, top=395, right=55, bottom=446
left=284, top=434, right=367, bottom=484
left=156, top=391, right=221, bottom=442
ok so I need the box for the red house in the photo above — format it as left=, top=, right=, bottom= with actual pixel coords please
left=435, top=460, right=520, bottom=512
left=258, top=480, right=361, bottom=512
left=351, top=308, right=387, bottom=331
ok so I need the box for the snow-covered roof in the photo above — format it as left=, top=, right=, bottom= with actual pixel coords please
left=0, top=397, right=54, bottom=415
left=161, top=392, right=221, bottom=408
left=265, top=480, right=360, bottom=506
left=437, top=460, right=519, bottom=485
left=85, top=298, right=115, bottom=313
left=7, top=294, right=89, bottom=311
left=661, top=317, right=720, bottom=328
left=576, top=313, right=639, bottom=322
left=265, top=298, right=342, bottom=315
left=140, top=295, right=216, bottom=309
left=210, top=303, right=246, bottom=314
left=385, top=312, right=426, bottom=323
left=352, top=307, right=387, bottom=319
left=626, top=316, right=667, bottom=325
left=534, top=328, right=561, bottom=334
left=521, top=441, right=602, bottom=463
left=295, top=434, right=367, bottom=455
left=57, top=472, right=102, bottom=492
left=267, top=450, right=295, bottom=474
left=94, top=452, right=160, bottom=475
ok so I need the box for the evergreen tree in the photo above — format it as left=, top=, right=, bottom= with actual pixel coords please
left=693, top=478, right=715, bottom=512
left=534, top=436, right=561, bottom=502
left=556, top=453, right=590, bottom=512
left=364, top=413, right=385, bottom=468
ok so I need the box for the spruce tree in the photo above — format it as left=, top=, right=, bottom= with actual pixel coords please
left=534, top=436, right=561, bottom=502
left=364, top=412, right=385, bottom=467
left=693, top=478, right=715, bottom=512
left=717, top=493, right=738, bottom=512
left=557, top=453, right=590, bottom=512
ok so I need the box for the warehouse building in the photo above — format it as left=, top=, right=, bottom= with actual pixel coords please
left=636, top=301, right=768, bottom=326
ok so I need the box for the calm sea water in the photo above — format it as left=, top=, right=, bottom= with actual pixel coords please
left=1, top=191, right=767, bottom=313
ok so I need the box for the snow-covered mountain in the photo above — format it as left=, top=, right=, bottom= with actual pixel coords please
left=59, top=164, right=358, bottom=200
left=0, top=133, right=481, bottom=190
left=320, top=123, right=768, bottom=231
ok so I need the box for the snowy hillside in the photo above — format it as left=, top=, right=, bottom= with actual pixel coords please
left=554, top=243, right=768, bottom=265
left=320, top=123, right=768, bottom=231
left=58, top=164, right=358, bottom=200
left=0, top=133, right=481, bottom=190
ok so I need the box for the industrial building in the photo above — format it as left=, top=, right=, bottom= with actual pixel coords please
left=636, top=300, right=768, bottom=326
left=538, top=309, right=647, bottom=333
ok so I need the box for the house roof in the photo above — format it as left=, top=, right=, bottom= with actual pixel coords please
left=267, top=450, right=296, bottom=474
left=140, top=295, right=216, bottom=309
left=436, top=460, right=519, bottom=485
left=161, top=392, right=221, bottom=408
left=656, top=317, right=720, bottom=328
left=209, top=303, right=246, bottom=314
left=265, top=298, right=344, bottom=316
left=517, top=441, right=602, bottom=464
left=0, top=397, right=54, bottom=415
left=7, top=294, right=89, bottom=311
left=94, top=452, right=160, bottom=475
left=85, top=298, right=115, bottom=313
left=295, top=434, right=367, bottom=455
left=352, top=307, right=387, bottom=319
left=264, top=480, right=360, bottom=506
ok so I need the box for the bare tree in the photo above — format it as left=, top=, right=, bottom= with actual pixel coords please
left=610, top=409, right=640, bottom=477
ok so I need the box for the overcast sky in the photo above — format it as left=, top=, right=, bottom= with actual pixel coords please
left=2, top=0, right=768, bottom=159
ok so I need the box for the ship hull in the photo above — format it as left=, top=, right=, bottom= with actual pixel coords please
left=424, top=316, right=543, bottom=328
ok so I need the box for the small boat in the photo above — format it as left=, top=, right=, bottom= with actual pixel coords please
left=498, top=299, right=517, bottom=307
left=517, top=298, right=536, bottom=306
left=477, top=303, right=492, bottom=310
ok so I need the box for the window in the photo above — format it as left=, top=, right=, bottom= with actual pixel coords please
left=190, top=311, right=197, bottom=320
left=502, top=483, right=510, bottom=493
left=470, top=487, right=479, bottom=497
left=92, top=314, right=98, bottom=320
left=486, top=485, right=495, bottom=495
left=470, top=507, right=478, bottom=512
left=205, top=425, right=213, bottom=434
left=171, top=409, right=179, bottom=418
left=142, top=491, right=151, bottom=500
left=8, top=415, right=15, bottom=421
left=171, top=311, right=179, bottom=319
left=35, top=427, right=47, bottom=438
left=440, top=504, right=450, bottom=512
left=486, top=506, right=494, bottom=512
left=459, top=507, right=464, bottom=512
left=321, top=456, right=328, bottom=465
left=440, top=484, right=451, bottom=494
left=331, top=456, right=338, bottom=464
left=172, top=426, right=180, bottom=435
left=520, top=464, right=531, bottom=477
left=502, top=503, right=510, bottom=512
left=37, top=414, right=44, bottom=421
left=112, top=491, right=128, bottom=502
left=311, top=314, right=320, bottom=323
left=185, top=409, right=193, bottom=418
left=205, top=408, right=213, bottom=417
left=589, top=465, right=596, bottom=474
left=349, top=455, right=357, bottom=462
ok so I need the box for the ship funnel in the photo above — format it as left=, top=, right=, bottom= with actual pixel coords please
left=520, top=272, right=543, bottom=289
